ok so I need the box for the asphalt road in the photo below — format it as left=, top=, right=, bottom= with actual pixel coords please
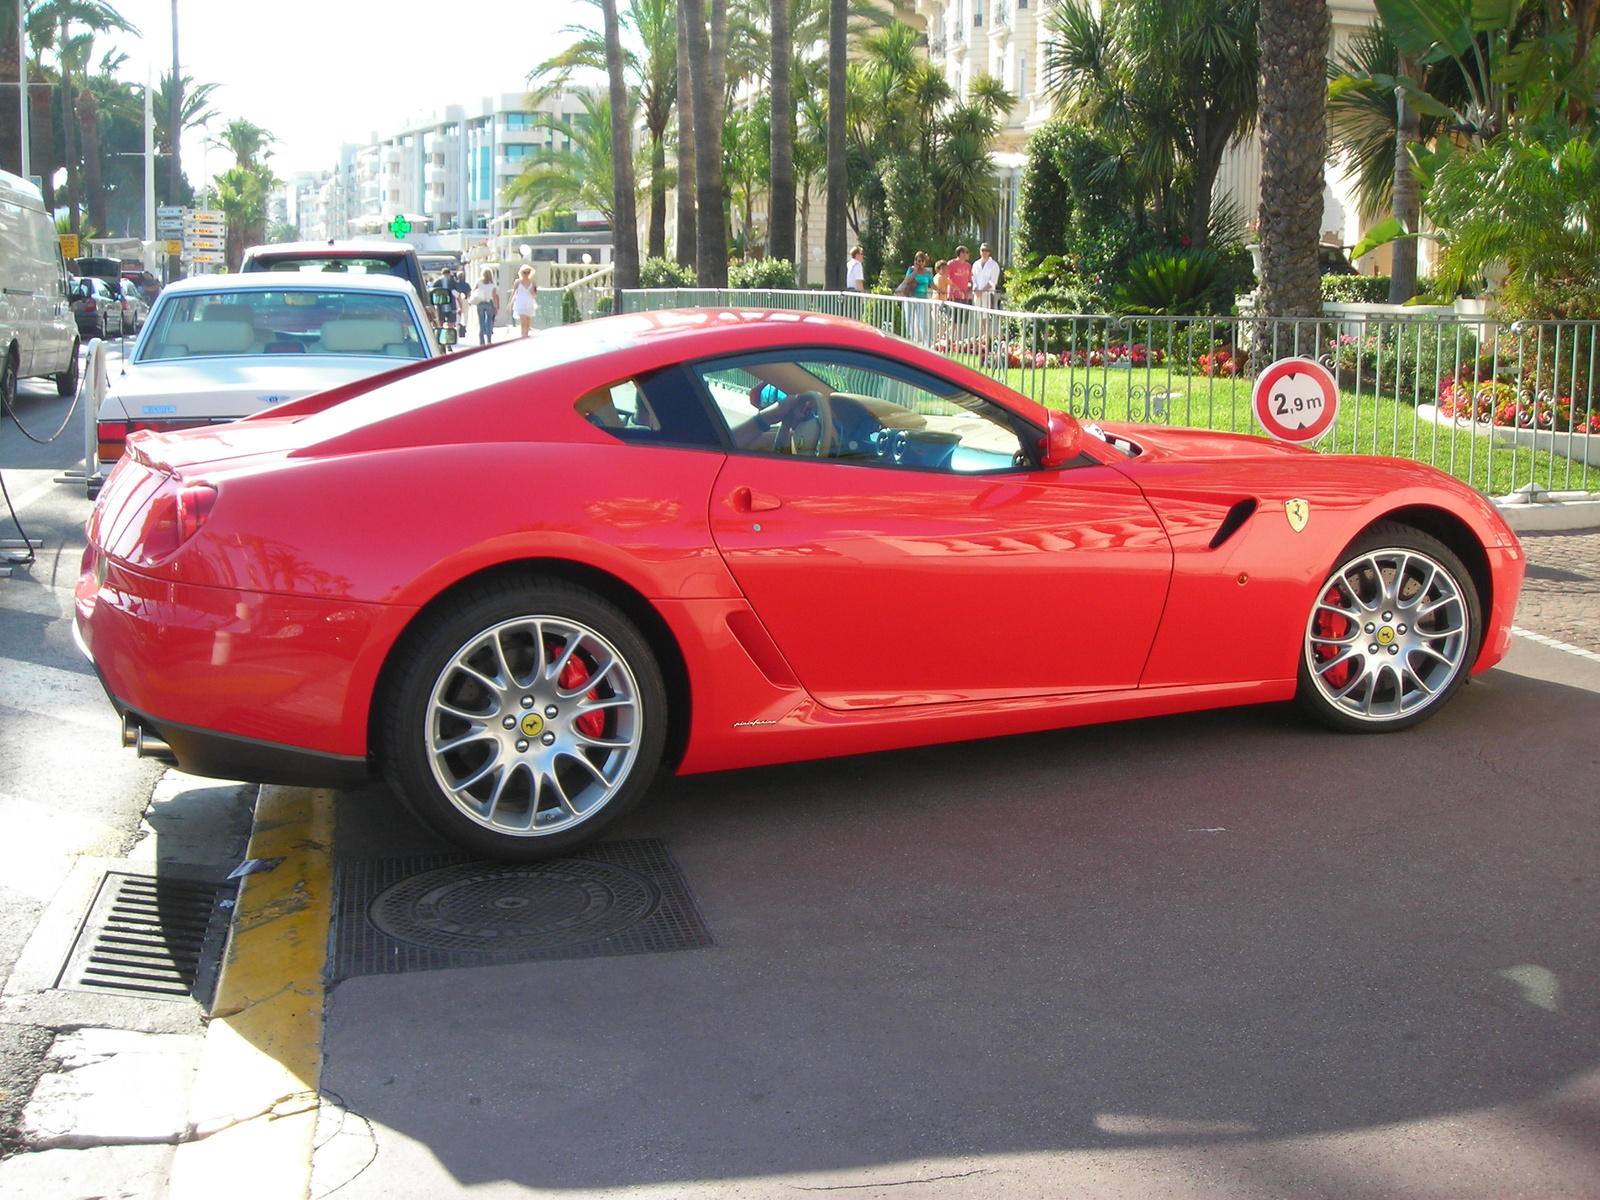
left=314, top=635, right=1600, bottom=1199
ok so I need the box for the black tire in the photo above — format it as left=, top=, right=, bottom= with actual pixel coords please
left=378, top=575, right=668, bottom=861
left=54, top=341, right=80, bottom=397
left=0, top=347, right=16, bottom=413
left=1297, top=521, right=1482, bottom=734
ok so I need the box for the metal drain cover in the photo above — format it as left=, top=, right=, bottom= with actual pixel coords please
left=369, top=859, right=659, bottom=952
left=331, top=839, right=713, bottom=981
left=58, top=871, right=236, bottom=1003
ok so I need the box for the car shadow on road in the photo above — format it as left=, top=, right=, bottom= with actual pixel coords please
left=320, top=663, right=1600, bottom=1194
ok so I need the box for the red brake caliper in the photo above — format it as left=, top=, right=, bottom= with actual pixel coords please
left=558, top=651, right=607, bottom=739
left=1313, top=586, right=1352, bottom=689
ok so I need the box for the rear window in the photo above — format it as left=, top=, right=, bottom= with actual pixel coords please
left=249, top=256, right=410, bottom=279
left=136, top=289, right=426, bottom=361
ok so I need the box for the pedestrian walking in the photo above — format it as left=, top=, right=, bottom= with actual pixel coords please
left=468, top=268, right=500, bottom=346
left=845, top=245, right=866, bottom=293
left=972, top=243, right=1001, bottom=308
left=511, top=265, right=539, bottom=338
left=946, top=245, right=973, bottom=303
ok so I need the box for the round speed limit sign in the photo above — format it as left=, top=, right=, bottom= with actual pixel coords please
left=1252, top=356, right=1339, bottom=443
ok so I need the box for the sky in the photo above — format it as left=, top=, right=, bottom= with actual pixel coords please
left=100, top=0, right=596, bottom=181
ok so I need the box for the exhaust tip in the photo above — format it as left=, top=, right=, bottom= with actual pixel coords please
left=121, top=713, right=177, bottom=764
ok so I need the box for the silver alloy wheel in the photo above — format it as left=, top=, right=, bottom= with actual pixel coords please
left=1304, top=547, right=1470, bottom=723
left=424, top=615, right=643, bottom=837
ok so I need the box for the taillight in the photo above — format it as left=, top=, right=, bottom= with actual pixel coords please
left=131, top=482, right=216, bottom=565
left=97, top=420, right=127, bottom=462
left=83, top=297, right=97, bottom=313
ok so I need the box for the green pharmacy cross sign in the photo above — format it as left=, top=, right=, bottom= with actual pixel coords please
left=388, top=214, right=412, bottom=240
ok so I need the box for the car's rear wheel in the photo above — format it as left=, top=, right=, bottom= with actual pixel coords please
left=380, top=577, right=668, bottom=860
left=54, top=341, right=80, bottom=397
left=1298, top=523, right=1481, bottom=732
left=0, top=347, right=16, bottom=413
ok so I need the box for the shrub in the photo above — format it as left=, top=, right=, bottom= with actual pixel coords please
left=728, top=257, right=797, bottom=289
left=639, top=257, right=696, bottom=288
left=1321, top=275, right=1392, bottom=304
left=1114, top=250, right=1223, bottom=315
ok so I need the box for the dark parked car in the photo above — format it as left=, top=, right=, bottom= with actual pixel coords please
left=238, top=241, right=430, bottom=314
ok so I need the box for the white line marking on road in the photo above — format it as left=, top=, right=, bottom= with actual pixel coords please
left=1512, top=626, right=1600, bottom=664
left=0, top=655, right=117, bottom=730
left=1188, top=828, right=1227, bottom=833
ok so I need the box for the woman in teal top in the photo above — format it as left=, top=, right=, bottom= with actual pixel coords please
left=904, top=251, right=932, bottom=298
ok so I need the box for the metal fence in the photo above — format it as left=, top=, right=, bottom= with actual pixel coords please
left=610, top=287, right=1599, bottom=499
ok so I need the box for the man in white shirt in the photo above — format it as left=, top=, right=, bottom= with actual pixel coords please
left=845, top=245, right=865, bottom=292
left=972, top=242, right=1001, bottom=308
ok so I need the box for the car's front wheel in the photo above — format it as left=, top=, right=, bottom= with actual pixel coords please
left=1298, top=523, right=1482, bottom=732
left=54, top=341, right=80, bottom=397
left=379, top=577, right=668, bottom=860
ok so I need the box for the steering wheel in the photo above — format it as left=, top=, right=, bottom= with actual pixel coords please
left=774, top=390, right=835, bottom=457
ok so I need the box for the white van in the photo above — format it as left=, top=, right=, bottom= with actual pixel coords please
left=0, top=170, right=79, bottom=401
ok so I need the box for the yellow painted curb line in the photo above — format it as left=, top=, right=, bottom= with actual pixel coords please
left=168, top=785, right=336, bottom=1200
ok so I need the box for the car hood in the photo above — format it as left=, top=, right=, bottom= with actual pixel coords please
left=1098, top=422, right=1318, bottom=461
left=104, top=358, right=402, bottom=421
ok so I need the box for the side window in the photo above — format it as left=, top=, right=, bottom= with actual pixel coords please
left=693, top=353, right=1027, bottom=474
left=575, top=364, right=723, bottom=449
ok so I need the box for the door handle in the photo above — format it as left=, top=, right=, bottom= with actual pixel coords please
left=729, top=487, right=783, bottom=513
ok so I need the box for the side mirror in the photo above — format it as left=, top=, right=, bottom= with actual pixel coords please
left=1037, top=410, right=1084, bottom=468
left=436, top=323, right=458, bottom=346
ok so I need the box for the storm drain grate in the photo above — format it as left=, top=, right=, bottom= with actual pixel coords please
left=58, top=871, right=237, bottom=1003
left=330, top=839, right=713, bottom=981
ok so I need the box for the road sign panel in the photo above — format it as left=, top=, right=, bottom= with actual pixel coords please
left=164, top=240, right=183, bottom=256
left=58, top=234, right=79, bottom=258
left=1252, top=357, right=1339, bottom=443
left=157, top=205, right=183, bottom=218
left=187, top=252, right=223, bottom=263
left=156, top=219, right=183, bottom=231
left=184, top=240, right=224, bottom=252
left=188, top=209, right=224, bottom=223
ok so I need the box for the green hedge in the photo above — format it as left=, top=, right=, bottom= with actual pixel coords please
left=1321, top=275, right=1391, bottom=303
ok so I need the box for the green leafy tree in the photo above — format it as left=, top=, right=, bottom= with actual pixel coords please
left=505, top=91, right=643, bottom=230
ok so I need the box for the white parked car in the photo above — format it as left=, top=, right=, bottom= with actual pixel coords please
left=94, top=272, right=437, bottom=468
left=0, top=170, right=80, bottom=401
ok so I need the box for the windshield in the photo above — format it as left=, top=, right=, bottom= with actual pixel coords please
left=136, top=289, right=427, bottom=362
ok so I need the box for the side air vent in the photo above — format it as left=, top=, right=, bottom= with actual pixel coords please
left=1208, top=499, right=1259, bottom=550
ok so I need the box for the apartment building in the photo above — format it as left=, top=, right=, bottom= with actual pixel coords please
left=296, top=90, right=595, bottom=243
left=908, top=0, right=1387, bottom=266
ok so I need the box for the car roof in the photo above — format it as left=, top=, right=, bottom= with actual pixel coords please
left=242, top=241, right=416, bottom=259
left=153, top=273, right=422, bottom=299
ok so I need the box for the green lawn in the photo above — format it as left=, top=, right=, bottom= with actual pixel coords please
left=973, top=361, right=1594, bottom=497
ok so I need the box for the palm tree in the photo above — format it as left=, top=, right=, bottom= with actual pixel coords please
left=153, top=70, right=219, bottom=202
left=209, top=118, right=276, bottom=256
left=42, top=0, right=135, bottom=234
left=536, top=0, right=676, bottom=261
left=768, top=0, right=794, bottom=263
left=823, top=0, right=846, bottom=287
left=682, top=0, right=726, bottom=284
left=674, top=0, right=696, bottom=268
left=1256, top=0, right=1328, bottom=318
left=505, top=92, right=642, bottom=229
left=600, top=0, right=640, bottom=288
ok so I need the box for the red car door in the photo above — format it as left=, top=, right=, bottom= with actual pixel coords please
left=696, top=351, right=1173, bottom=711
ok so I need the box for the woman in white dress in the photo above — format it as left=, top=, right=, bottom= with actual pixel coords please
left=511, top=265, right=539, bottom=338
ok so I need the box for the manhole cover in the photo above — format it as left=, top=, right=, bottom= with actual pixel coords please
left=368, top=859, right=660, bottom=952
left=330, top=839, right=714, bottom=980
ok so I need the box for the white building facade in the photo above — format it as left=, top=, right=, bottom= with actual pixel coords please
left=297, top=91, right=595, bottom=244
left=908, top=0, right=1389, bottom=269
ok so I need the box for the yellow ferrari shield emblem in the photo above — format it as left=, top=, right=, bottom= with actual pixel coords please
left=1285, top=498, right=1310, bottom=532
left=520, top=713, right=545, bottom=737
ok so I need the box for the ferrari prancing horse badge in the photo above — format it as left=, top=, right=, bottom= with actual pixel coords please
left=1285, top=498, right=1310, bottom=532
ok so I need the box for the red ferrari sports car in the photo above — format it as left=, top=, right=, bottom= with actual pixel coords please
left=75, top=309, right=1524, bottom=859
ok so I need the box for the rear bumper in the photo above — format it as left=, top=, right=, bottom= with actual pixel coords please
left=75, top=611, right=372, bottom=787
